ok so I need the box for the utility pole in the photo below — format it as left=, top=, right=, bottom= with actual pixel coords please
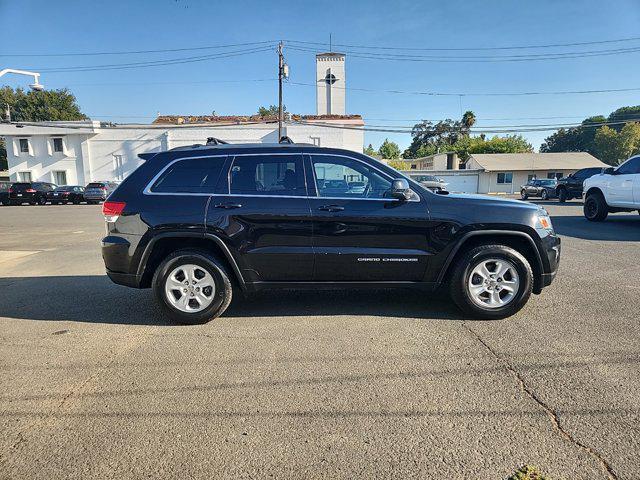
left=277, top=41, right=284, bottom=140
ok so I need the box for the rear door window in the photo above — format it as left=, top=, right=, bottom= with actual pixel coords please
left=151, top=157, right=225, bottom=193
left=228, top=155, right=305, bottom=196
left=86, top=183, right=105, bottom=189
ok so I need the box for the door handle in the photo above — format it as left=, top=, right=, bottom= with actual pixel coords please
left=214, top=202, right=242, bottom=209
left=318, top=205, right=344, bottom=212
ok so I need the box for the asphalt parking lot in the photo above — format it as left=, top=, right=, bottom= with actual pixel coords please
left=0, top=201, right=639, bottom=479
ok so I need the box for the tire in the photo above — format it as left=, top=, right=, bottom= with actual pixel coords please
left=541, top=190, right=549, bottom=200
left=152, top=249, right=233, bottom=324
left=73, top=198, right=80, bottom=205
left=557, top=188, right=567, bottom=203
left=520, top=190, right=528, bottom=200
left=449, top=244, right=533, bottom=320
left=584, top=192, right=608, bottom=222
left=51, top=201, right=58, bottom=205
left=1, top=199, right=10, bottom=206
left=29, top=200, right=36, bottom=205
left=38, top=196, right=47, bottom=205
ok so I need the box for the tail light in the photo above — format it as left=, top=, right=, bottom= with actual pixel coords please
left=62, top=192, right=70, bottom=196
left=101, top=187, right=107, bottom=191
left=26, top=188, right=36, bottom=193
left=8, top=188, right=13, bottom=193
left=102, top=201, right=126, bottom=222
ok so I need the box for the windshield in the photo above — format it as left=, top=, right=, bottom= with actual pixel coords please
left=539, top=179, right=556, bottom=186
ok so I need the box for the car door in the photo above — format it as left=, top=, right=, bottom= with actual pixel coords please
left=306, top=153, right=429, bottom=282
left=608, top=157, right=640, bottom=206
left=205, top=152, right=313, bottom=283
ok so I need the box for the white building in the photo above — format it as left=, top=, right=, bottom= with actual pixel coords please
left=0, top=51, right=364, bottom=185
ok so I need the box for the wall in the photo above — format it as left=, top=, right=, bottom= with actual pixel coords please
left=480, top=169, right=577, bottom=194
left=6, top=134, right=89, bottom=185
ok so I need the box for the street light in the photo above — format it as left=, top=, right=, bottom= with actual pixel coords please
left=0, top=68, right=44, bottom=91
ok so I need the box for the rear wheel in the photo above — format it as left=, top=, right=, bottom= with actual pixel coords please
left=38, top=196, right=46, bottom=205
left=584, top=192, right=608, bottom=221
left=449, top=244, right=533, bottom=320
left=520, top=190, right=528, bottom=200
left=557, top=188, right=567, bottom=202
left=152, top=249, right=233, bottom=324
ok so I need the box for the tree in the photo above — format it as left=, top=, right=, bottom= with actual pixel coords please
left=0, top=86, right=87, bottom=170
left=403, top=111, right=477, bottom=158
left=257, top=105, right=286, bottom=117
left=378, top=138, right=401, bottom=159
left=454, top=134, right=533, bottom=161
left=593, top=123, right=640, bottom=165
left=386, top=159, right=408, bottom=170
left=540, top=116, right=606, bottom=154
left=363, top=143, right=376, bottom=156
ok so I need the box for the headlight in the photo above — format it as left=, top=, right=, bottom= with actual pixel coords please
left=535, top=209, right=554, bottom=234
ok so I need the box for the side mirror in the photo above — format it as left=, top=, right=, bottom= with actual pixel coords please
left=390, top=178, right=413, bottom=201
left=603, top=167, right=615, bottom=175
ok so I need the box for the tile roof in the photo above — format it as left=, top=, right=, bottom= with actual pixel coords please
left=153, top=114, right=362, bottom=125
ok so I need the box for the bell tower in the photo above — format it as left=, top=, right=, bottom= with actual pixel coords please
left=316, top=52, right=345, bottom=115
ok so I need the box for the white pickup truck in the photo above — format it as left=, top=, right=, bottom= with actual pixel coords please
left=583, top=156, right=640, bottom=221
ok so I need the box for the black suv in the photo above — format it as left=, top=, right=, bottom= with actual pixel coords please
left=9, top=182, right=57, bottom=205
left=555, top=167, right=603, bottom=202
left=101, top=141, right=560, bottom=324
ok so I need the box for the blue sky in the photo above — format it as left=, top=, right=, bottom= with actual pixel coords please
left=2, top=0, right=640, bottom=151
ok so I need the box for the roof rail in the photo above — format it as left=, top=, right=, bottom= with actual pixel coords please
left=278, top=136, right=294, bottom=144
left=206, top=137, right=228, bottom=145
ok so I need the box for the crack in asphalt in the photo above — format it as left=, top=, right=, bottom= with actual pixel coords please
left=463, top=323, right=618, bottom=480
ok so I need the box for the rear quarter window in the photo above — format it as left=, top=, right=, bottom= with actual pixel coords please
left=151, top=157, right=224, bottom=193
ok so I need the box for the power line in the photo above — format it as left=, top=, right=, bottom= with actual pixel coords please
left=288, top=44, right=640, bottom=62
left=288, top=80, right=640, bottom=97
left=60, top=78, right=277, bottom=87
left=0, top=41, right=276, bottom=57
left=30, top=46, right=273, bottom=73
left=285, top=35, right=640, bottom=51
left=288, top=118, right=640, bottom=134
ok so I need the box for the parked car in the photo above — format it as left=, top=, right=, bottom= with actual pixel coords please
left=9, top=182, right=57, bottom=205
left=555, top=167, right=603, bottom=202
left=583, top=156, right=640, bottom=221
left=0, top=181, right=12, bottom=206
left=415, top=175, right=448, bottom=192
left=47, top=185, right=85, bottom=205
left=520, top=179, right=558, bottom=200
left=101, top=141, right=560, bottom=324
left=84, top=181, right=119, bottom=204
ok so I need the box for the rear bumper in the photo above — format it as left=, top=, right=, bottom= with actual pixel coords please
left=102, top=235, right=142, bottom=287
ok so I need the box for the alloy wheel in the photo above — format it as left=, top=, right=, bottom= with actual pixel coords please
left=164, top=264, right=215, bottom=313
left=467, top=258, right=520, bottom=308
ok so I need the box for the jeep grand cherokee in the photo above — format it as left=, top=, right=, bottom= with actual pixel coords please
left=101, top=140, right=560, bottom=324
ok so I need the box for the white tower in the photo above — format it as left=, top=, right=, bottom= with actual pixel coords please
left=316, top=52, right=345, bottom=115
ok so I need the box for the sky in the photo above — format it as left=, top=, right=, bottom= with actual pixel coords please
left=2, top=0, right=640, bottom=152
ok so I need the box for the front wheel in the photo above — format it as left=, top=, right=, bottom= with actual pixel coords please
left=520, top=190, right=528, bottom=200
left=584, top=193, right=608, bottom=221
left=449, top=244, right=533, bottom=320
left=38, top=196, right=47, bottom=205
left=152, top=249, right=233, bottom=324
left=541, top=190, right=549, bottom=200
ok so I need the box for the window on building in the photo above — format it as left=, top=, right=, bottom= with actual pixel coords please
left=497, top=172, right=513, bottom=184
left=151, top=157, right=225, bottom=193
left=53, top=138, right=64, bottom=153
left=312, top=155, right=392, bottom=199
left=53, top=171, right=67, bottom=186
left=527, top=174, right=536, bottom=182
left=309, top=137, right=321, bottom=146
left=547, top=172, right=562, bottom=179
left=18, top=171, right=32, bottom=182
left=19, top=139, right=29, bottom=153
left=229, top=155, right=305, bottom=196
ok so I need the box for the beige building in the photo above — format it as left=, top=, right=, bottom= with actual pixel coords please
left=466, top=152, right=608, bottom=194
left=404, top=152, right=608, bottom=194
